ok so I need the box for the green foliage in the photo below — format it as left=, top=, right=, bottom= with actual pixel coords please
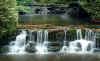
left=82, top=0, right=100, bottom=19
left=16, top=0, right=78, bottom=13
left=34, top=0, right=78, bottom=4
left=16, top=0, right=33, bottom=13
left=0, top=0, right=17, bottom=40
left=16, top=0, right=100, bottom=19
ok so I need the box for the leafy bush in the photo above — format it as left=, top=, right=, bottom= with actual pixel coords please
left=0, top=0, right=17, bottom=40
left=81, top=0, right=100, bottom=19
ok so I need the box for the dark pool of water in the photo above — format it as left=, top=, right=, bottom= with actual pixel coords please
left=0, top=53, right=100, bottom=61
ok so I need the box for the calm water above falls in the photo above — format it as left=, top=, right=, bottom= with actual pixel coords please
left=19, top=15, right=92, bottom=25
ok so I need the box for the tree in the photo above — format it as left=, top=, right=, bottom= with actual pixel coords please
left=82, top=0, right=100, bottom=19
left=0, top=0, right=17, bottom=40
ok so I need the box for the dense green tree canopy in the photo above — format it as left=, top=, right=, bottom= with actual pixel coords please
left=0, top=0, right=17, bottom=40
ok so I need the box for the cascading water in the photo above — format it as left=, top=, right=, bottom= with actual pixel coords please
left=76, top=29, right=83, bottom=40
left=60, top=30, right=69, bottom=52
left=8, top=30, right=27, bottom=54
left=35, top=30, right=48, bottom=54
left=7, top=29, right=97, bottom=54
left=69, top=29, right=95, bottom=53
left=41, top=7, right=49, bottom=15
left=25, top=31, right=35, bottom=52
left=85, top=29, right=96, bottom=41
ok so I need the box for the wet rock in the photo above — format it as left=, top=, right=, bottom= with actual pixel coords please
left=49, top=30, right=64, bottom=42
left=47, top=42, right=63, bottom=52
left=25, top=42, right=36, bottom=53
left=66, top=2, right=92, bottom=24
left=0, top=46, right=9, bottom=54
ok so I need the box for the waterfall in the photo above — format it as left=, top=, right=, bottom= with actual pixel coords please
left=41, top=7, right=49, bottom=15
left=29, top=32, right=33, bottom=41
left=8, top=30, right=27, bottom=54
left=60, top=30, right=68, bottom=52
left=25, top=31, right=35, bottom=52
left=37, top=30, right=43, bottom=44
left=69, top=29, right=95, bottom=53
left=7, top=29, right=97, bottom=54
left=77, top=29, right=82, bottom=40
left=85, top=29, right=96, bottom=41
left=35, top=30, right=48, bottom=54
left=44, top=30, right=48, bottom=41
left=27, top=31, right=35, bottom=44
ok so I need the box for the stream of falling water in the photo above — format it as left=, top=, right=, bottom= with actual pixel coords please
left=7, top=29, right=97, bottom=54
left=8, top=30, right=27, bottom=54
left=35, top=30, right=48, bottom=54
left=69, top=29, right=95, bottom=53
left=60, top=30, right=68, bottom=52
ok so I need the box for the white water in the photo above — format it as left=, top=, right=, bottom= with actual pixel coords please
left=60, top=30, right=68, bottom=52
left=8, top=30, right=27, bottom=54
left=69, top=29, right=95, bottom=53
left=35, top=30, right=48, bottom=54
left=8, top=29, right=97, bottom=54
left=60, top=29, right=96, bottom=53
left=41, top=7, right=49, bottom=15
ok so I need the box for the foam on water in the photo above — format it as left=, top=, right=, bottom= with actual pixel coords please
left=7, top=29, right=97, bottom=54
left=8, top=30, right=27, bottom=54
